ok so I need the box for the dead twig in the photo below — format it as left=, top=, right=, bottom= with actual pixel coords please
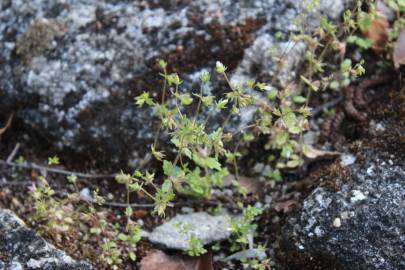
left=311, top=95, right=344, bottom=118
left=0, top=180, right=35, bottom=187
left=0, top=159, right=116, bottom=179
left=6, top=143, right=20, bottom=163
left=83, top=198, right=238, bottom=210
left=81, top=197, right=156, bottom=208
left=0, top=112, right=14, bottom=136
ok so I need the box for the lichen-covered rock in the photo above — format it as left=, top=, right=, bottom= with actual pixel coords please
left=147, top=212, right=232, bottom=250
left=0, top=209, right=94, bottom=270
left=281, top=151, right=405, bottom=270
left=0, top=0, right=349, bottom=165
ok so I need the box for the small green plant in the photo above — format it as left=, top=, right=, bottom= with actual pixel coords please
left=28, top=2, right=386, bottom=267
left=188, top=235, right=207, bottom=256
left=230, top=205, right=263, bottom=250
left=48, top=155, right=60, bottom=165
left=101, top=240, right=123, bottom=266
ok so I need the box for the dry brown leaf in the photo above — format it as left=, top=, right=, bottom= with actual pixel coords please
left=140, top=250, right=194, bottom=270
left=139, top=250, right=213, bottom=270
left=363, top=13, right=389, bottom=52
left=193, top=251, right=214, bottom=270
left=273, top=199, right=299, bottom=213
left=223, top=175, right=262, bottom=195
left=302, top=145, right=340, bottom=160
left=393, top=27, right=405, bottom=69
left=31, top=170, right=39, bottom=179
left=238, top=175, right=263, bottom=195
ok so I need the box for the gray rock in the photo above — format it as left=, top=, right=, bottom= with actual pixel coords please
left=281, top=151, right=405, bottom=270
left=148, top=212, right=232, bottom=250
left=0, top=209, right=94, bottom=270
left=0, top=0, right=349, bottom=165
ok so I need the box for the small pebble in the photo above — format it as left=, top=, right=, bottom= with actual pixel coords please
left=333, top=218, right=341, bottom=228
left=351, top=190, right=367, bottom=203
left=340, top=153, right=356, bottom=166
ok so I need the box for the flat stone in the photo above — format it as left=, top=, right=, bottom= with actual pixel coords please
left=148, top=212, right=232, bottom=250
left=0, top=209, right=94, bottom=270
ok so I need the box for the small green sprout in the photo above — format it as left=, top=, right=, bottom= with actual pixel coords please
left=48, top=156, right=60, bottom=165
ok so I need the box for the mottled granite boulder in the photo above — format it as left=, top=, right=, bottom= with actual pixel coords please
left=281, top=151, right=405, bottom=270
left=0, top=0, right=349, bottom=165
left=0, top=209, right=94, bottom=270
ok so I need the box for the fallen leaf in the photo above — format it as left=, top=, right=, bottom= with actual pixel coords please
left=302, top=145, right=340, bottom=160
left=140, top=250, right=213, bottom=270
left=238, top=175, right=263, bottom=195
left=140, top=250, right=193, bottom=270
left=31, top=170, right=39, bottom=179
left=223, top=175, right=262, bottom=195
left=133, top=209, right=149, bottom=219
left=393, top=27, right=405, bottom=69
left=363, top=13, right=389, bottom=52
left=194, top=251, right=214, bottom=270
left=273, top=199, right=299, bottom=213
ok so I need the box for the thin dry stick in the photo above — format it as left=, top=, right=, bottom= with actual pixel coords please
left=310, top=95, right=344, bottom=117
left=0, top=181, right=34, bottom=187
left=80, top=197, right=156, bottom=208
left=0, top=160, right=116, bottom=179
left=6, top=143, right=20, bottom=163
left=0, top=112, right=14, bottom=136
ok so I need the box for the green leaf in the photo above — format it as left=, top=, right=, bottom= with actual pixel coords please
left=206, top=157, right=221, bottom=170
left=179, top=93, right=193, bottom=105
left=135, top=92, right=154, bottom=107
left=357, top=12, right=372, bottom=32
left=67, top=174, right=77, bottom=184
left=125, top=207, right=133, bottom=217
left=48, top=156, right=60, bottom=165
left=129, top=252, right=137, bottom=261
left=216, top=99, right=228, bottom=109
left=243, top=133, right=255, bottom=142
left=341, top=59, right=352, bottom=73
left=129, top=182, right=141, bottom=191
left=329, top=80, right=339, bottom=90
left=118, top=233, right=128, bottom=241
left=275, top=131, right=289, bottom=146
left=293, top=96, right=306, bottom=104
left=356, top=38, right=372, bottom=50
left=286, top=159, right=301, bottom=168
left=167, top=73, right=182, bottom=86
left=163, top=160, right=181, bottom=177
left=115, top=171, right=131, bottom=184
left=90, top=227, right=102, bottom=235
left=267, top=89, right=278, bottom=100
left=161, top=179, right=173, bottom=193
left=246, top=79, right=256, bottom=89
left=283, top=112, right=297, bottom=129
left=288, top=126, right=301, bottom=134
